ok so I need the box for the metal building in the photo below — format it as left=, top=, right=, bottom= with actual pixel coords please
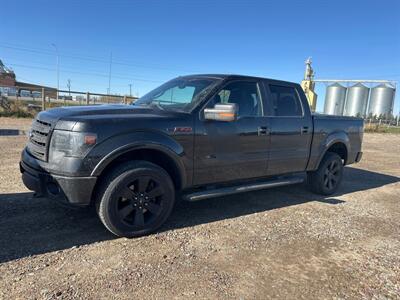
left=343, top=83, right=369, bottom=117
left=367, top=84, right=396, bottom=117
left=323, top=83, right=347, bottom=115
left=0, top=59, right=16, bottom=86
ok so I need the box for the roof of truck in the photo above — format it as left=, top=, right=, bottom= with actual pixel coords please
left=178, top=74, right=298, bottom=86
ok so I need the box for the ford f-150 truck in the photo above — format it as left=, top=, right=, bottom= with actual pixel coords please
left=20, top=74, right=363, bottom=237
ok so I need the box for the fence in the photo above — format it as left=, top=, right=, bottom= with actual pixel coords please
left=1, top=85, right=399, bottom=132
left=365, top=117, right=399, bottom=126
left=0, top=85, right=138, bottom=115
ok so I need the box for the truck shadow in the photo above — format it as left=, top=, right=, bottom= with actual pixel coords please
left=0, top=129, right=22, bottom=136
left=166, top=167, right=399, bottom=231
left=0, top=167, right=398, bottom=263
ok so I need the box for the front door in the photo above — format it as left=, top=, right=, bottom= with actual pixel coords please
left=193, top=80, right=270, bottom=185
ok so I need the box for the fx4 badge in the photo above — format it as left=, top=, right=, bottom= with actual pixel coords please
left=167, top=127, right=193, bottom=134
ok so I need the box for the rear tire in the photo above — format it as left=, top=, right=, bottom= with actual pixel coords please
left=307, top=152, right=343, bottom=195
left=96, top=161, right=175, bottom=238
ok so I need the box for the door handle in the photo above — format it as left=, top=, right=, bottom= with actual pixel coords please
left=258, top=126, right=268, bottom=136
left=301, top=126, right=309, bottom=134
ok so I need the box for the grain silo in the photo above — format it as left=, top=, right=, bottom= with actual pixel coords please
left=343, top=83, right=369, bottom=117
left=324, top=83, right=346, bottom=115
left=367, top=84, right=395, bottom=117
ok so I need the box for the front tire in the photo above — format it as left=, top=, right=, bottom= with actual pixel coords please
left=307, top=152, right=344, bottom=195
left=96, top=161, right=175, bottom=238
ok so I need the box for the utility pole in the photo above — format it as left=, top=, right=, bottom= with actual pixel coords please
left=108, top=52, right=112, bottom=99
left=397, top=112, right=400, bottom=127
left=51, top=43, right=60, bottom=102
left=129, top=83, right=133, bottom=97
left=67, top=79, right=71, bottom=95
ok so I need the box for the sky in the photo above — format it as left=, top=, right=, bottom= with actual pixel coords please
left=1, top=0, right=399, bottom=113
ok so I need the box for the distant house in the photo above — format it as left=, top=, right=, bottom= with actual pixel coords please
left=0, top=59, right=16, bottom=86
left=0, top=59, right=57, bottom=98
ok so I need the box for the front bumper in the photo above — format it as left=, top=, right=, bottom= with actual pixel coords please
left=20, top=158, right=97, bottom=207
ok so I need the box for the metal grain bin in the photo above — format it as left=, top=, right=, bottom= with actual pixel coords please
left=323, top=83, right=346, bottom=115
left=344, top=83, right=369, bottom=117
left=367, top=84, right=395, bottom=118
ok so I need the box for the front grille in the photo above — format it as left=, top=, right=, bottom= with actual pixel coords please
left=27, top=118, right=52, bottom=161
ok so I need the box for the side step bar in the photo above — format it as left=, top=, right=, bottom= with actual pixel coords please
left=183, top=176, right=304, bottom=202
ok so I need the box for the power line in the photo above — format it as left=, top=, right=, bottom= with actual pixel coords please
left=108, top=52, right=112, bottom=94
left=9, top=78, right=145, bottom=94
left=0, top=42, right=201, bottom=73
left=4, top=57, right=163, bottom=81
left=7, top=62, right=163, bottom=83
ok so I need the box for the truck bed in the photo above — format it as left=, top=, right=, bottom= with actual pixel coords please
left=307, top=113, right=364, bottom=170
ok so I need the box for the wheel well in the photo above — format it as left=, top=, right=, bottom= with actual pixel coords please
left=95, top=148, right=183, bottom=193
left=326, top=142, right=348, bottom=164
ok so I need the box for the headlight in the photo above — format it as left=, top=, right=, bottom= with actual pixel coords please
left=49, top=130, right=97, bottom=161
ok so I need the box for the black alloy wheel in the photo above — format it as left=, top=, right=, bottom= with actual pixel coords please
left=97, top=161, right=175, bottom=237
left=323, top=160, right=341, bottom=191
left=116, top=176, right=164, bottom=229
left=307, top=152, right=344, bottom=195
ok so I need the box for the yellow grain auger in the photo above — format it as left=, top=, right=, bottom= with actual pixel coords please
left=301, top=57, right=317, bottom=112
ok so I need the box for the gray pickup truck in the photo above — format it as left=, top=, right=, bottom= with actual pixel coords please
left=20, top=74, right=364, bottom=237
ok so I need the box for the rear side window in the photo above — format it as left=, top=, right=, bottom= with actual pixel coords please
left=268, top=85, right=303, bottom=117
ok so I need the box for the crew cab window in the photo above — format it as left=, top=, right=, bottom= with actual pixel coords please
left=209, top=81, right=263, bottom=117
left=268, top=85, right=303, bottom=117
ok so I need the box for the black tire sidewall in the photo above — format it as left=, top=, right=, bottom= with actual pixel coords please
left=98, top=161, right=175, bottom=238
left=309, top=152, right=344, bottom=195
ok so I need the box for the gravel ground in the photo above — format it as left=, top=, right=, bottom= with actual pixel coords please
left=0, top=118, right=399, bottom=299
left=0, top=117, right=33, bottom=132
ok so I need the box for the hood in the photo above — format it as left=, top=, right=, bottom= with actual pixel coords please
left=35, top=104, right=181, bottom=132
left=42, top=104, right=161, bottom=119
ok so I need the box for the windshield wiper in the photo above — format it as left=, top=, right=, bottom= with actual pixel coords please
left=133, top=101, right=164, bottom=110
left=147, top=101, right=165, bottom=110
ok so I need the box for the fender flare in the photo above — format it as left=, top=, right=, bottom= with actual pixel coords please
left=315, top=131, right=351, bottom=168
left=90, top=132, right=187, bottom=188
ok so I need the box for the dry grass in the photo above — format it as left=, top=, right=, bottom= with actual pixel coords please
left=364, top=123, right=400, bottom=134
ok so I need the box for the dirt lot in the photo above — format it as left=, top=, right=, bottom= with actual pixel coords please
left=0, top=117, right=399, bottom=299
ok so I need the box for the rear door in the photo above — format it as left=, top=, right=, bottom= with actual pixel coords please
left=263, top=82, right=313, bottom=175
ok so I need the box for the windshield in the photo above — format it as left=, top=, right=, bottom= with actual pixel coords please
left=134, top=77, right=222, bottom=112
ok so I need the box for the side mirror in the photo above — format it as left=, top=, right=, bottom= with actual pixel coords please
left=204, top=103, right=237, bottom=122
